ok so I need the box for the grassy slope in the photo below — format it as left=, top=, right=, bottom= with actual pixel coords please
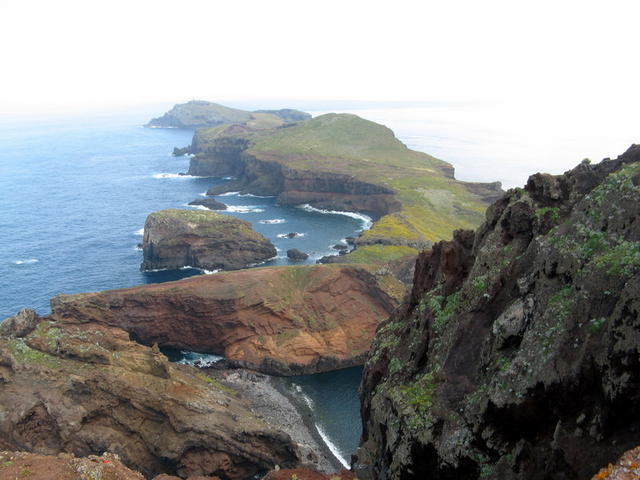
left=196, top=113, right=497, bottom=264
left=250, top=114, right=492, bottom=262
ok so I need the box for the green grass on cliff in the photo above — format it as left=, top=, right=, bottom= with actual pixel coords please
left=149, top=209, right=266, bottom=240
left=195, top=113, right=500, bottom=263
left=246, top=114, right=497, bottom=247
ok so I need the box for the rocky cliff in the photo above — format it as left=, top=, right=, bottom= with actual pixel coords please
left=50, top=264, right=401, bottom=375
left=355, top=146, right=640, bottom=479
left=187, top=113, right=502, bottom=265
left=141, top=209, right=276, bottom=271
left=0, top=309, right=300, bottom=479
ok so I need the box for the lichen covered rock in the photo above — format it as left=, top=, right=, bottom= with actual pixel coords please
left=356, top=147, right=640, bottom=479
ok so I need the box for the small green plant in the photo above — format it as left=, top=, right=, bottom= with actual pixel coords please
left=588, top=317, right=607, bottom=333
left=471, top=275, right=489, bottom=292
left=389, top=357, right=402, bottom=374
left=548, top=286, right=572, bottom=323
left=430, top=291, right=461, bottom=332
left=593, top=240, right=640, bottom=276
left=535, top=207, right=560, bottom=223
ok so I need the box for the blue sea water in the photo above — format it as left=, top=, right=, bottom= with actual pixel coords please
left=0, top=110, right=367, bottom=463
left=0, top=114, right=367, bottom=319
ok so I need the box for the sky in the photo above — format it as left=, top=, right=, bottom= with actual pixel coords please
left=1, top=0, right=639, bottom=115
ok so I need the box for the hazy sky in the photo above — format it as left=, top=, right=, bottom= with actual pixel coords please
left=2, top=0, right=639, bottom=114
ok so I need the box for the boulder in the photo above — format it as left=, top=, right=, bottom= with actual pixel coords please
left=286, top=249, right=309, bottom=261
left=188, top=198, right=227, bottom=210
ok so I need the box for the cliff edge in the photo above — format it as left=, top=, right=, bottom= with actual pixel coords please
left=355, top=146, right=640, bottom=479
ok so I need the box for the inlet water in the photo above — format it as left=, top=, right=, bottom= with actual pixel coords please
left=0, top=111, right=366, bottom=463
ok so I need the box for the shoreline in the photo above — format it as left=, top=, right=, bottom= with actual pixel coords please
left=206, top=367, right=345, bottom=473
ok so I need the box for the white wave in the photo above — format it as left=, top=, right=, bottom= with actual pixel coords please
left=134, top=228, right=144, bottom=236
left=277, top=232, right=306, bottom=238
left=184, top=203, right=210, bottom=211
left=179, top=265, right=220, bottom=274
left=259, top=218, right=286, bottom=224
left=223, top=176, right=236, bottom=180
left=199, top=192, right=208, bottom=197
left=237, top=193, right=275, bottom=198
left=133, top=245, right=143, bottom=251
left=297, top=204, right=373, bottom=231
left=225, top=205, right=264, bottom=213
left=316, top=423, right=350, bottom=468
left=218, top=191, right=240, bottom=196
left=152, top=173, right=209, bottom=179
left=13, top=258, right=39, bottom=265
left=147, top=125, right=178, bottom=129
left=175, top=350, right=223, bottom=367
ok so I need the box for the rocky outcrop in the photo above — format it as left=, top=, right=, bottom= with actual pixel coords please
left=264, top=468, right=357, bottom=480
left=141, top=209, right=276, bottom=271
left=188, top=198, right=227, bottom=210
left=0, top=451, right=146, bottom=480
left=355, top=147, right=640, bottom=479
left=286, top=249, right=308, bottom=260
left=50, top=265, right=399, bottom=376
left=0, top=310, right=300, bottom=478
left=591, top=446, right=640, bottom=480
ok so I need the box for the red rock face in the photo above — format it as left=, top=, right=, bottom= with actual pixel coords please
left=50, top=264, right=398, bottom=375
left=0, top=314, right=300, bottom=479
left=591, top=446, right=640, bottom=479
left=0, top=451, right=145, bottom=480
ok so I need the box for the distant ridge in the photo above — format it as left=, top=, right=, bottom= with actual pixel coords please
left=145, top=100, right=311, bottom=129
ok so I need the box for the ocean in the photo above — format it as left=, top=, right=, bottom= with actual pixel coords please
left=1, top=101, right=636, bottom=465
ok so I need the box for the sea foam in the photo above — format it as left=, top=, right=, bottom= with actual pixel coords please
left=298, top=204, right=373, bottom=231
left=174, top=350, right=223, bottom=367
left=13, top=258, right=39, bottom=265
left=134, top=228, right=144, bottom=236
left=259, top=218, right=286, bottom=225
left=225, top=205, right=265, bottom=213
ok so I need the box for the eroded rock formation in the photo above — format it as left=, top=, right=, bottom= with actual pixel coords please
left=0, top=310, right=300, bottom=478
left=50, top=265, right=400, bottom=375
left=355, top=147, right=640, bottom=479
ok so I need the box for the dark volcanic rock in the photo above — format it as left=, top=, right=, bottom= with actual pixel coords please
left=355, top=145, right=640, bottom=480
left=188, top=198, right=227, bottom=210
left=286, top=249, right=309, bottom=261
left=0, top=310, right=300, bottom=478
left=284, top=232, right=301, bottom=238
left=141, top=209, right=276, bottom=271
left=172, top=146, right=191, bottom=156
left=332, top=244, right=348, bottom=251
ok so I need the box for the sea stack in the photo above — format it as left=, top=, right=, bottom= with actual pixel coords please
left=141, top=209, right=276, bottom=271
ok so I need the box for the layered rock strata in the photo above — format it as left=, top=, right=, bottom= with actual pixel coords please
left=0, top=309, right=300, bottom=478
left=51, top=264, right=400, bottom=375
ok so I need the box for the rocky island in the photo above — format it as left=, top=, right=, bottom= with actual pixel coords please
left=141, top=209, right=277, bottom=271
left=145, top=100, right=310, bottom=129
